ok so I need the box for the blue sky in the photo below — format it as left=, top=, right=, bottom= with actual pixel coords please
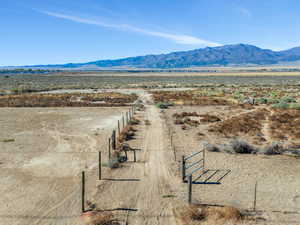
left=1, top=0, right=300, bottom=66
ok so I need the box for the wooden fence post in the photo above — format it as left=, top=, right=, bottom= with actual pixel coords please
left=112, top=130, right=116, bottom=150
left=81, top=171, right=85, bottom=213
left=126, top=112, right=129, bottom=124
left=182, top=155, right=186, bottom=182
left=122, top=116, right=125, bottom=129
left=188, top=175, right=193, bottom=204
left=99, top=151, right=102, bottom=180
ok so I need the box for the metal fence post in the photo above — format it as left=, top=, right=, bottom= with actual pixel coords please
left=203, top=149, right=206, bottom=170
left=182, top=155, right=186, bottom=182
left=112, top=130, right=116, bottom=150
left=108, top=138, right=111, bottom=160
left=188, top=175, right=193, bottom=204
left=99, top=151, right=102, bottom=180
left=118, top=120, right=120, bottom=136
left=253, top=181, right=258, bottom=211
left=81, top=171, right=85, bottom=213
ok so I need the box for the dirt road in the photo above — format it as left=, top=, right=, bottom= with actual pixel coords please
left=91, top=92, right=180, bottom=225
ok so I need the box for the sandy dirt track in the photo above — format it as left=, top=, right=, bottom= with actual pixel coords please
left=89, top=92, right=180, bottom=225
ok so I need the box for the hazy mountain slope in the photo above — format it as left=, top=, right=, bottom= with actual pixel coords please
left=25, top=44, right=300, bottom=69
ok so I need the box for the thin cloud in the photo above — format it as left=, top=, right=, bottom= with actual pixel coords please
left=40, top=11, right=220, bottom=46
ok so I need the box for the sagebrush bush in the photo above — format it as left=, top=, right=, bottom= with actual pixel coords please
left=202, top=142, right=220, bottom=152
left=229, top=139, right=257, bottom=154
left=289, top=103, right=300, bottom=110
left=272, top=102, right=289, bottom=109
left=108, top=157, right=120, bottom=169
left=257, top=97, right=268, bottom=104
left=156, top=102, right=172, bottom=109
left=263, top=142, right=284, bottom=155
left=280, top=96, right=296, bottom=103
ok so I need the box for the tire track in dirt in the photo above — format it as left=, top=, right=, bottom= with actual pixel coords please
left=90, top=92, right=180, bottom=225
left=127, top=97, right=179, bottom=225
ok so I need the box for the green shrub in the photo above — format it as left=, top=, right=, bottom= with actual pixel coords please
left=267, top=98, right=280, bottom=104
left=108, top=158, right=120, bottom=169
left=257, top=97, right=268, bottom=104
left=269, top=91, right=279, bottom=98
left=280, top=96, right=296, bottom=103
left=156, top=102, right=172, bottom=109
left=272, top=102, right=289, bottom=109
left=251, top=92, right=257, bottom=97
left=289, top=103, right=300, bottom=110
left=1, top=138, right=15, bottom=143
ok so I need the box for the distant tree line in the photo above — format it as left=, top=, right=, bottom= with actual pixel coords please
left=0, top=69, right=61, bottom=75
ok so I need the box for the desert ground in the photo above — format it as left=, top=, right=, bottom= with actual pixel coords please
left=0, top=107, right=130, bottom=225
left=0, top=74, right=300, bottom=225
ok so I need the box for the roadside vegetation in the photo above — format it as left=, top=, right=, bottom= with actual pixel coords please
left=0, top=92, right=137, bottom=107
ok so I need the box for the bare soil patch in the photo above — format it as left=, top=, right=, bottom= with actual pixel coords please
left=164, top=104, right=300, bottom=224
left=0, top=107, right=130, bottom=225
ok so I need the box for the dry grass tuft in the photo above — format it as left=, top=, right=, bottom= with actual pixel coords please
left=199, top=114, right=221, bottom=123
left=0, top=92, right=137, bottom=107
left=128, top=117, right=140, bottom=125
left=203, top=206, right=242, bottom=221
left=81, top=211, right=115, bottom=225
left=173, top=112, right=201, bottom=127
left=177, top=204, right=243, bottom=225
left=269, top=109, right=300, bottom=140
left=209, top=109, right=269, bottom=137
left=173, top=112, right=200, bottom=118
left=117, top=126, right=136, bottom=143
left=152, top=91, right=232, bottom=106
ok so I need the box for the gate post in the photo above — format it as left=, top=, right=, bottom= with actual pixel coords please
left=98, top=151, right=102, bottom=180
left=182, top=155, right=186, bottom=182
left=112, top=130, right=116, bottom=150
left=188, top=175, right=193, bottom=204
left=81, top=171, right=85, bottom=213
left=108, top=138, right=111, bottom=159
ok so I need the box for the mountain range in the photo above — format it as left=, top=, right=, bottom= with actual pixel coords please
left=29, top=44, right=300, bottom=69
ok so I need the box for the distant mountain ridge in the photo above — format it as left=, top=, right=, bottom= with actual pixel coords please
left=28, top=44, right=300, bottom=69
